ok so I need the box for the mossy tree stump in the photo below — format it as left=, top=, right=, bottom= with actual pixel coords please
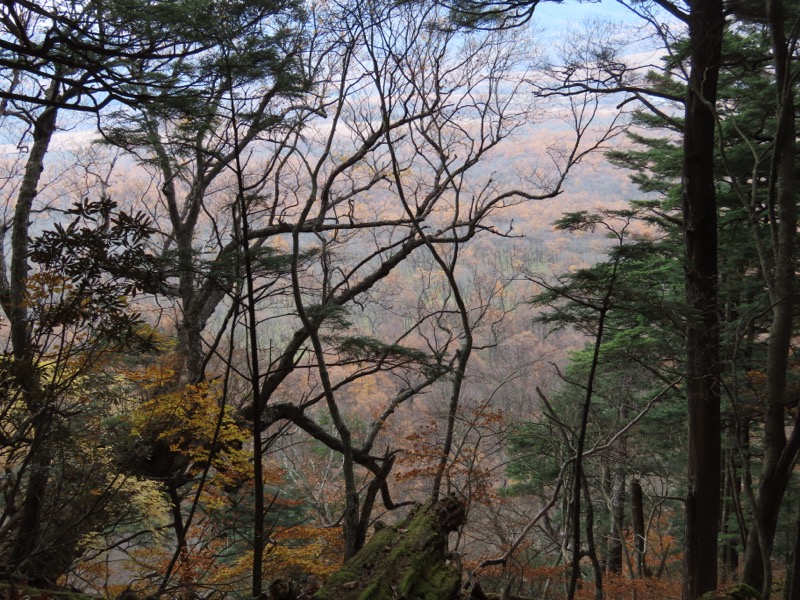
left=313, top=496, right=466, bottom=600
left=698, top=583, right=762, bottom=600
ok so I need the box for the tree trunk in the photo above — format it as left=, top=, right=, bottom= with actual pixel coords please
left=681, top=0, right=724, bottom=596
left=784, top=508, right=800, bottom=600
left=3, top=89, right=60, bottom=583
left=606, top=468, right=625, bottom=574
left=313, top=497, right=465, bottom=600
left=720, top=446, right=740, bottom=582
left=8, top=414, right=53, bottom=582
left=631, top=475, right=650, bottom=578
left=741, top=0, right=797, bottom=594
left=583, top=473, right=603, bottom=600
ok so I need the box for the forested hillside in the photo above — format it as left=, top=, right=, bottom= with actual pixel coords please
left=0, top=0, right=797, bottom=599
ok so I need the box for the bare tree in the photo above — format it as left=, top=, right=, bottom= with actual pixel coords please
left=129, top=0, right=621, bottom=576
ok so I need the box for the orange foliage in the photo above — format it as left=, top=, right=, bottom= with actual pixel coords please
left=590, top=572, right=683, bottom=600
left=396, top=403, right=508, bottom=505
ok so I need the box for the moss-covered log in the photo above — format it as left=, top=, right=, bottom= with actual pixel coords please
left=313, top=496, right=466, bottom=600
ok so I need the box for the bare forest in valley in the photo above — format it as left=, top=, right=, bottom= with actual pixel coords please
left=0, top=0, right=797, bottom=599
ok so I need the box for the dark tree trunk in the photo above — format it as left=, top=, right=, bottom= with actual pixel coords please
left=3, top=89, right=60, bottom=582
left=631, top=475, right=650, bottom=578
left=583, top=474, right=603, bottom=600
left=785, top=510, right=800, bottom=600
left=741, top=0, right=797, bottom=595
left=720, top=446, right=740, bottom=582
left=8, top=414, right=53, bottom=581
left=606, top=468, right=625, bottom=575
left=681, top=0, right=724, bottom=596
left=567, top=257, right=619, bottom=599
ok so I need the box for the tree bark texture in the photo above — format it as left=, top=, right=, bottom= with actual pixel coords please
left=630, top=475, right=650, bottom=578
left=681, top=0, right=724, bottom=596
left=313, top=497, right=465, bottom=600
left=3, top=92, right=60, bottom=582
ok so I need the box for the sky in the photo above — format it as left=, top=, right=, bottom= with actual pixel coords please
left=534, top=0, right=639, bottom=26
left=0, top=0, right=676, bottom=157
left=530, top=0, right=674, bottom=50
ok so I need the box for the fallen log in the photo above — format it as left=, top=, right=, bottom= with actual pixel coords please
left=313, top=496, right=466, bottom=600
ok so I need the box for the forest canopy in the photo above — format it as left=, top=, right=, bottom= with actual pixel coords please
left=0, top=0, right=797, bottom=599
